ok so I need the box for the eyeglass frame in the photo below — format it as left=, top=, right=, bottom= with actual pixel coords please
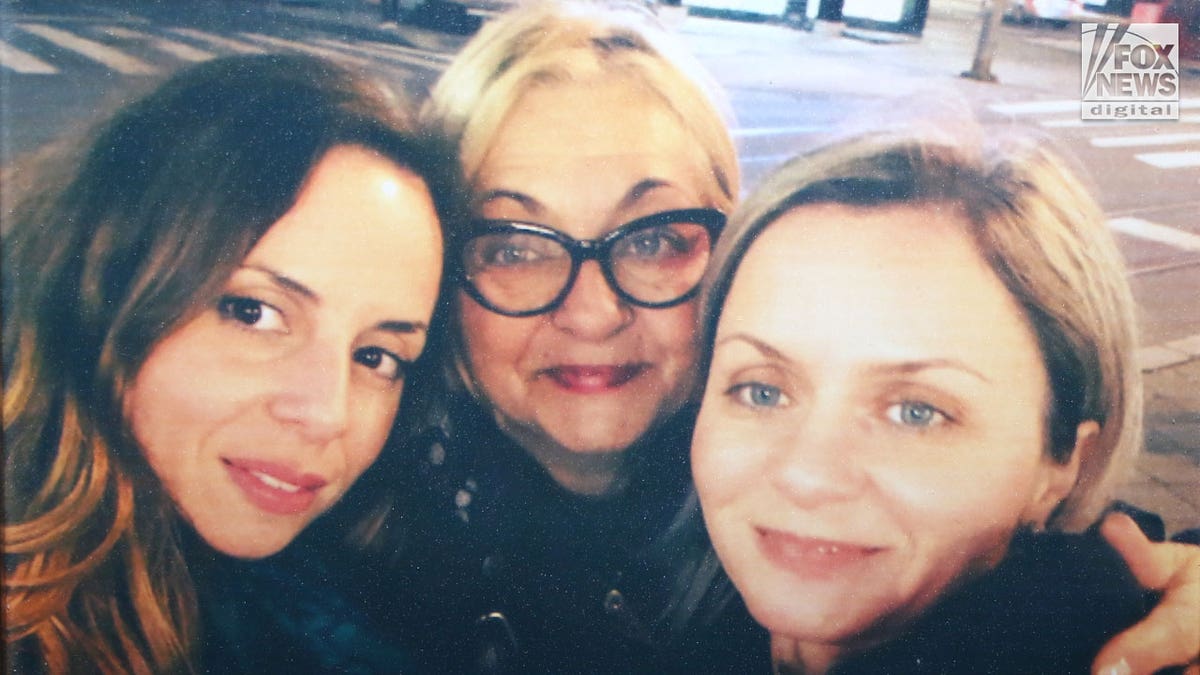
left=456, top=207, right=727, bottom=318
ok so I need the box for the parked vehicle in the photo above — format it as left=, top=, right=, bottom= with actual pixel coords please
left=1004, top=0, right=1085, bottom=27
left=1005, top=0, right=1136, bottom=26
left=1132, top=0, right=1200, bottom=60
left=382, top=0, right=516, bottom=31
left=682, top=0, right=790, bottom=19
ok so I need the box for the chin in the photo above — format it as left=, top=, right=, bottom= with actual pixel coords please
left=198, top=526, right=299, bottom=560
left=556, top=436, right=638, bottom=456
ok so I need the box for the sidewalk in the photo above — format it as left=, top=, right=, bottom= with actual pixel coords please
left=1121, top=359, right=1200, bottom=534
left=262, top=0, right=1200, bottom=535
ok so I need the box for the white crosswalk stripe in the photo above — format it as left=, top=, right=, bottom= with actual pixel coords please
left=1023, top=36, right=1079, bottom=54
left=0, top=39, right=58, bottom=74
left=167, top=28, right=267, bottom=54
left=986, top=97, right=1200, bottom=171
left=1133, top=151, right=1200, bottom=169
left=988, top=99, right=1082, bottom=116
left=1041, top=114, right=1200, bottom=127
left=989, top=98, right=1200, bottom=116
left=237, top=32, right=372, bottom=67
left=16, top=23, right=157, bottom=75
left=100, top=25, right=215, bottom=62
left=314, top=37, right=451, bottom=68
left=3, top=20, right=455, bottom=78
left=1091, top=132, right=1200, bottom=148
left=1109, top=217, right=1200, bottom=252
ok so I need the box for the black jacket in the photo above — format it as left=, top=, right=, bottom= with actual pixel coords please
left=827, top=528, right=1162, bottom=674
left=347, top=393, right=713, bottom=673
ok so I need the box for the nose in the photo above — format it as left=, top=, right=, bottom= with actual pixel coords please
left=267, top=338, right=351, bottom=444
left=550, top=260, right=633, bottom=339
left=768, top=411, right=866, bottom=509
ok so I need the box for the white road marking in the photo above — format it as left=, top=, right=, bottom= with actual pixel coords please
left=1135, top=151, right=1200, bottom=169
left=16, top=23, right=156, bottom=75
left=989, top=100, right=1081, bottom=115
left=1091, top=132, right=1200, bottom=148
left=312, top=38, right=445, bottom=69
left=990, top=98, right=1200, bottom=116
left=101, top=25, right=214, bottom=62
left=344, top=38, right=451, bottom=64
left=238, top=33, right=371, bottom=67
left=732, top=124, right=827, bottom=137
left=1138, top=334, right=1200, bottom=371
left=1041, top=114, right=1200, bottom=127
left=1109, top=217, right=1200, bottom=252
left=0, top=39, right=58, bottom=74
left=167, top=28, right=266, bottom=54
left=1024, top=36, right=1079, bottom=53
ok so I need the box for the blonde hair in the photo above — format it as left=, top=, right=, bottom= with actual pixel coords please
left=700, top=133, right=1142, bottom=531
left=420, top=0, right=739, bottom=211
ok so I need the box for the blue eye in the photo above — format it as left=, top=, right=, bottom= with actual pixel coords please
left=614, top=226, right=693, bottom=261
left=729, top=382, right=789, bottom=409
left=886, top=401, right=946, bottom=428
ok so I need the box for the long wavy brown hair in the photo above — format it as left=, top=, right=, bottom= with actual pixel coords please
left=3, top=53, right=461, bottom=673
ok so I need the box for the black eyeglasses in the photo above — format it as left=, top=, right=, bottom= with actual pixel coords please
left=457, top=208, right=726, bottom=318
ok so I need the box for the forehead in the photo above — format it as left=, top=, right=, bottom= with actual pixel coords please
left=722, top=202, right=1044, bottom=377
left=245, top=146, right=442, bottom=309
left=474, top=76, right=714, bottom=207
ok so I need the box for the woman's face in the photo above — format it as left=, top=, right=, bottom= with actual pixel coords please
left=460, top=77, right=716, bottom=460
left=693, top=203, right=1082, bottom=653
left=126, top=145, right=443, bottom=559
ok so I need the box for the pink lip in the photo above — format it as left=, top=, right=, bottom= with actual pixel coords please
left=222, top=458, right=328, bottom=516
left=756, top=528, right=884, bottom=579
left=540, top=364, right=649, bottom=393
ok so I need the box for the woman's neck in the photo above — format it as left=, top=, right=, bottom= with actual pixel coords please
left=771, top=633, right=842, bottom=675
left=495, top=416, right=630, bottom=496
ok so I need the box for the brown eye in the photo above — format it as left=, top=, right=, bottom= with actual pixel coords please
left=217, top=295, right=286, bottom=332
left=353, top=346, right=407, bottom=382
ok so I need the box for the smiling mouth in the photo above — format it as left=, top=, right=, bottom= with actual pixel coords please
left=756, top=528, right=885, bottom=578
left=540, top=364, right=649, bottom=392
left=222, top=458, right=327, bottom=516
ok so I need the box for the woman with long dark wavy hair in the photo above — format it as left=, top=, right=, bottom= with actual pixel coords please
left=3, top=53, right=459, bottom=673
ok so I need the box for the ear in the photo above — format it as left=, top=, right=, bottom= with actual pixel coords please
left=1022, top=420, right=1098, bottom=528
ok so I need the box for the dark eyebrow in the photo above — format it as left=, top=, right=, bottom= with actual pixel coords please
left=378, top=320, right=428, bottom=335
left=242, top=265, right=428, bottom=335
left=619, top=178, right=673, bottom=210
left=246, top=264, right=318, bottom=300
left=476, top=178, right=678, bottom=223
left=476, top=189, right=542, bottom=216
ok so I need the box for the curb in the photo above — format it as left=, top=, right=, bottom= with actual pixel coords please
left=1138, top=333, right=1200, bottom=371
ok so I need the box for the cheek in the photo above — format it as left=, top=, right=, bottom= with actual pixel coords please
left=692, top=411, right=759, bottom=509
left=647, top=302, right=699, bottom=355
left=126, top=334, right=212, bottom=463
left=346, top=394, right=401, bottom=477
left=460, top=298, right=531, bottom=371
left=887, top=459, right=1038, bottom=555
left=640, top=303, right=701, bottom=387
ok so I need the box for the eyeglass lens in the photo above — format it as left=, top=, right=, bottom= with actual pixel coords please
left=461, top=217, right=715, bottom=315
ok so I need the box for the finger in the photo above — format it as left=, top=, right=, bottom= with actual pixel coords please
left=1100, top=512, right=1173, bottom=588
left=1093, top=595, right=1200, bottom=675
left=1092, top=516, right=1200, bottom=675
